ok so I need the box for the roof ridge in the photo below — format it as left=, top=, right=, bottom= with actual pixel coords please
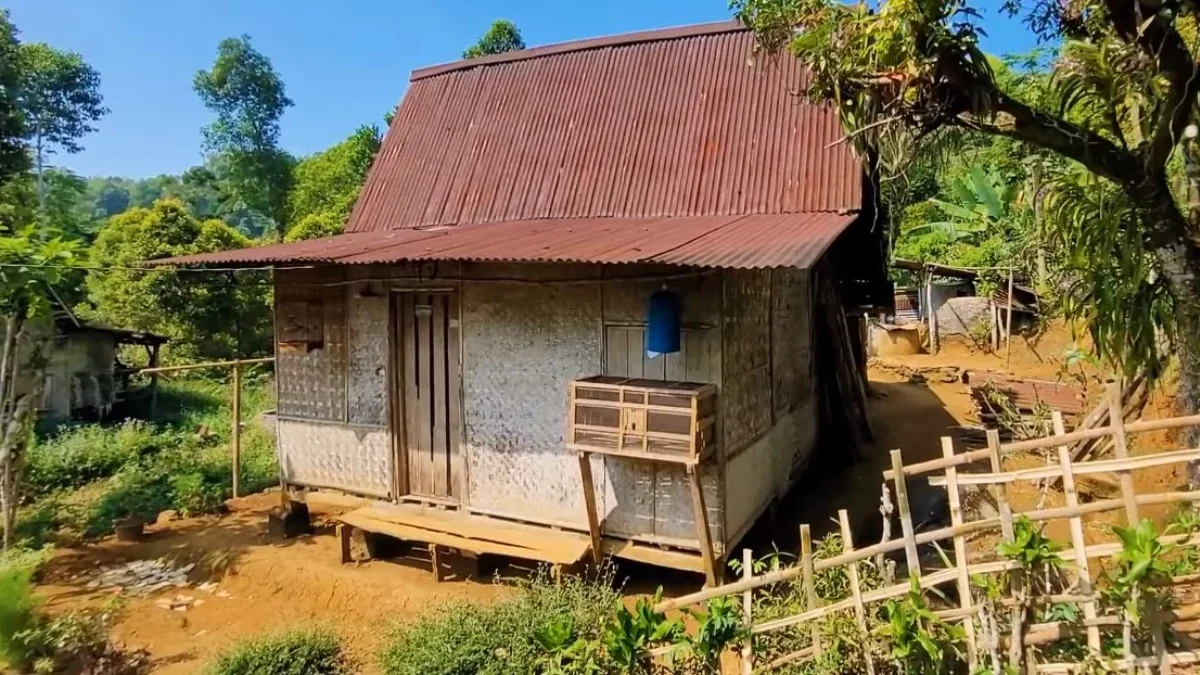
left=410, top=20, right=745, bottom=82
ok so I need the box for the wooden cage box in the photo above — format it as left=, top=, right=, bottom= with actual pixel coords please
left=568, top=376, right=717, bottom=464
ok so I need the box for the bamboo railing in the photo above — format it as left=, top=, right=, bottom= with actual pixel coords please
left=655, top=382, right=1200, bottom=673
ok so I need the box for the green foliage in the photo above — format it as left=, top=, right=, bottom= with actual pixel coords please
left=602, top=592, right=684, bottom=673
left=0, top=10, right=27, bottom=187
left=875, top=576, right=964, bottom=675
left=16, top=42, right=107, bottom=158
left=207, top=628, right=350, bottom=675
left=0, top=547, right=46, bottom=671
left=82, top=199, right=271, bottom=361
left=14, top=600, right=149, bottom=675
left=378, top=569, right=620, bottom=675
left=286, top=125, right=381, bottom=228
left=463, top=20, right=525, bottom=59
left=534, top=616, right=605, bottom=675
left=0, top=225, right=80, bottom=318
left=1108, top=519, right=1174, bottom=625
left=677, top=596, right=745, bottom=672
left=996, top=516, right=1064, bottom=570
left=194, top=35, right=294, bottom=230
left=910, top=167, right=1022, bottom=242
left=16, top=377, right=277, bottom=546
left=284, top=211, right=343, bottom=242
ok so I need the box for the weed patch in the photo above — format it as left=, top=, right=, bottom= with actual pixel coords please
left=207, top=628, right=351, bottom=675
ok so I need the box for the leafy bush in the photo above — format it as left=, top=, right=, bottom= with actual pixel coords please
left=17, top=377, right=279, bottom=545
left=379, top=570, right=620, bottom=675
left=0, top=548, right=47, bottom=671
left=14, top=601, right=150, bottom=675
left=207, top=628, right=351, bottom=675
left=24, top=421, right=161, bottom=498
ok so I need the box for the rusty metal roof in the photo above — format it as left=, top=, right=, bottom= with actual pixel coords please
left=346, top=21, right=861, bottom=233
left=159, top=212, right=856, bottom=269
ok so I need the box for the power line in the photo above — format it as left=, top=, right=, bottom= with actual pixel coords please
left=0, top=262, right=302, bottom=273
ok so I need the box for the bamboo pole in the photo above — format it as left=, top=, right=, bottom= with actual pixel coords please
left=891, top=449, right=921, bottom=576
left=839, top=509, right=876, bottom=675
left=1053, top=411, right=1101, bottom=652
left=1004, top=269, right=1014, bottom=370
left=1108, top=382, right=1140, bottom=524
left=741, top=548, right=754, bottom=675
left=800, top=523, right=822, bottom=658
left=139, top=356, right=274, bottom=375
left=941, top=437, right=977, bottom=664
left=231, top=361, right=241, bottom=499
left=883, top=413, right=1200, bottom=480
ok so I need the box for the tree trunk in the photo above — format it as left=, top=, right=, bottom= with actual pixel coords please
left=34, top=136, right=45, bottom=217
left=1132, top=174, right=1200, bottom=479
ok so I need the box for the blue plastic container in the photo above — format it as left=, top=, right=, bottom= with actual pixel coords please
left=646, top=290, right=681, bottom=355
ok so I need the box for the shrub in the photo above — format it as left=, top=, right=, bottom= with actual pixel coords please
left=207, top=628, right=351, bottom=675
left=15, top=601, right=150, bottom=675
left=25, top=421, right=161, bottom=498
left=379, top=570, right=620, bottom=675
left=0, top=548, right=46, bottom=671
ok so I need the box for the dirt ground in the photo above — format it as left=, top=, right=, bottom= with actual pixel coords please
left=30, top=323, right=1191, bottom=673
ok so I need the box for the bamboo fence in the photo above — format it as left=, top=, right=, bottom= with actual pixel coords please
left=655, top=382, right=1200, bottom=674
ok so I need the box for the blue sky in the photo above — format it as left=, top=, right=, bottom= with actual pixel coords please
left=5, top=0, right=1040, bottom=179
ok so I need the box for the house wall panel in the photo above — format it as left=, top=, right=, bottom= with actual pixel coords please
left=275, top=268, right=348, bottom=422
left=277, top=417, right=392, bottom=498
left=722, top=270, right=772, bottom=454
left=346, top=293, right=389, bottom=427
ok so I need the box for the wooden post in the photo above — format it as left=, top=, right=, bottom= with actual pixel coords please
left=941, top=437, right=977, bottom=665
left=429, top=544, right=443, bottom=582
left=337, top=523, right=352, bottom=564
left=988, top=429, right=1022, bottom=669
left=231, top=360, right=241, bottom=499
left=687, top=465, right=719, bottom=586
left=148, top=343, right=160, bottom=418
left=1053, top=411, right=1102, bottom=652
left=1107, top=382, right=1140, bottom=524
left=741, top=548, right=754, bottom=675
left=839, top=509, right=876, bottom=675
left=577, top=451, right=603, bottom=565
left=926, top=269, right=938, bottom=355
left=1004, top=269, right=1015, bottom=371
left=890, top=449, right=921, bottom=576
left=800, top=524, right=822, bottom=658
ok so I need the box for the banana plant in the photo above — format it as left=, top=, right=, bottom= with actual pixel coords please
left=906, top=166, right=1020, bottom=242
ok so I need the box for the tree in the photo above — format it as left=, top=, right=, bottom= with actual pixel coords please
left=16, top=43, right=107, bottom=213
left=194, top=36, right=294, bottom=232
left=463, top=20, right=525, bottom=59
left=0, top=11, right=27, bottom=188
left=733, top=0, right=1200, bottom=449
left=0, top=228, right=80, bottom=549
left=284, top=124, right=381, bottom=239
left=83, top=199, right=272, bottom=360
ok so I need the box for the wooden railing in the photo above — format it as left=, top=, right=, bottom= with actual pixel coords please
left=655, top=382, right=1200, bottom=673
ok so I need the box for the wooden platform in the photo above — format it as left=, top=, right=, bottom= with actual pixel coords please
left=334, top=502, right=712, bottom=576
left=336, top=504, right=592, bottom=566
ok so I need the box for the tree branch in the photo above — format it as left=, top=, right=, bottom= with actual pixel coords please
left=1105, top=0, right=1200, bottom=168
left=957, top=90, right=1142, bottom=187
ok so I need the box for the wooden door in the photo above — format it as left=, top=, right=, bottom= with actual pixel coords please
left=394, top=292, right=462, bottom=502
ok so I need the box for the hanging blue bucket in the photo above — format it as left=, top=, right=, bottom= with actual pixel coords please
left=646, top=290, right=681, bottom=356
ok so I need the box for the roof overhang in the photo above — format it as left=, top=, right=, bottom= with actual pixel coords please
left=154, top=213, right=858, bottom=271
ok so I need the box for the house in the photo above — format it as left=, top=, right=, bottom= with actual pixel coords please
left=161, top=21, right=887, bottom=583
left=887, top=259, right=1038, bottom=354
left=25, top=311, right=167, bottom=420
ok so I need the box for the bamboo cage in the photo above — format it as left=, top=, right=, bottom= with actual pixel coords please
left=655, top=382, right=1200, bottom=674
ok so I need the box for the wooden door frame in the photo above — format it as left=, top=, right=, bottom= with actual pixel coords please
left=388, top=288, right=465, bottom=505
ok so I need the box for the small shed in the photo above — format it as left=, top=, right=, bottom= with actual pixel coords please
left=23, top=313, right=167, bottom=420
left=161, top=21, right=887, bottom=582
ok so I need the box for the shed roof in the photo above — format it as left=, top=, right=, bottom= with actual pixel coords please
left=165, top=212, right=856, bottom=270
left=158, top=21, right=864, bottom=270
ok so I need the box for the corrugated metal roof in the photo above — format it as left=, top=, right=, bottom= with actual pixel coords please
left=159, top=213, right=856, bottom=270
left=347, top=21, right=861, bottom=232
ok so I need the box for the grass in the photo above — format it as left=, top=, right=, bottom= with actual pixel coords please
left=206, top=628, right=351, bottom=675
left=12, top=372, right=278, bottom=548
left=378, top=569, right=620, bottom=675
left=0, top=548, right=49, bottom=672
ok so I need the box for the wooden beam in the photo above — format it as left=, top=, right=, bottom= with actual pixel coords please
left=577, top=451, right=603, bottom=565
left=800, top=523, right=822, bottom=658
left=839, top=509, right=876, bottom=675
left=687, top=465, right=718, bottom=586
left=1004, top=269, right=1015, bottom=370
left=941, top=437, right=977, bottom=664
left=1107, top=382, right=1140, bottom=524
left=890, top=449, right=921, bottom=576
left=1053, top=412, right=1101, bottom=652
left=139, top=356, right=273, bottom=375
